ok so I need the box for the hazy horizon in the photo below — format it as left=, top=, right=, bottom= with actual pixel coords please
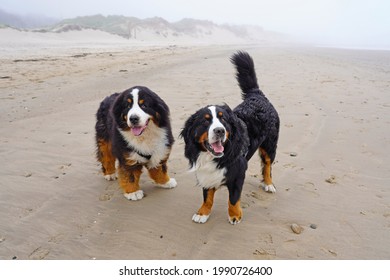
left=1, top=0, right=389, bottom=49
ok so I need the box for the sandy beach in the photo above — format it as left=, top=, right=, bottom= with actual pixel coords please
left=0, top=28, right=389, bottom=260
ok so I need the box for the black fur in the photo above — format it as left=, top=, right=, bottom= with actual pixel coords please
left=232, top=52, right=280, bottom=162
left=181, top=104, right=249, bottom=205
left=95, top=86, right=174, bottom=168
left=181, top=104, right=249, bottom=169
left=180, top=51, right=280, bottom=223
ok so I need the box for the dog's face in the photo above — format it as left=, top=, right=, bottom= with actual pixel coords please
left=112, top=86, right=169, bottom=136
left=181, top=105, right=236, bottom=159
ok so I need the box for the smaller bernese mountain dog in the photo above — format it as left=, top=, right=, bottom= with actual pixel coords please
left=180, top=51, right=279, bottom=224
left=95, top=86, right=177, bottom=200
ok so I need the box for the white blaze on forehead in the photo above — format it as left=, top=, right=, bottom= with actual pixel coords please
left=208, top=106, right=226, bottom=142
left=127, top=87, right=150, bottom=127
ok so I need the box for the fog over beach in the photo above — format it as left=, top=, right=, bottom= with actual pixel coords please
left=1, top=0, right=389, bottom=49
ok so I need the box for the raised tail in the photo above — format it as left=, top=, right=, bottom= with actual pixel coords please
left=230, top=51, right=260, bottom=99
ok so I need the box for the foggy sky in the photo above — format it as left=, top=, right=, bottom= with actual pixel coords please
left=1, top=0, right=389, bottom=48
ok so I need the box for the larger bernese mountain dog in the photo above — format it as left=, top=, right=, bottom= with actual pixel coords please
left=95, top=86, right=177, bottom=200
left=180, top=51, right=280, bottom=224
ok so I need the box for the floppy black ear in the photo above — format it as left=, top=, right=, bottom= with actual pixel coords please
left=145, top=88, right=171, bottom=128
left=219, top=105, right=249, bottom=164
left=110, top=92, right=128, bottom=130
left=155, top=100, right=171, bottom=127
left=180, top=114, right=201, bottom=167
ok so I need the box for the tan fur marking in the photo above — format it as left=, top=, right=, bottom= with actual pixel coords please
left=147, top=163, right=170, bottom=185
left=260, top=148, right=273, bottom=186
left=198, top=131, right=208, bottom=151
left=127, top=98, right=132, bottom=103
left=228, top=199, right=242, bottom=222
left=118, top=165, right=143, bottom=194
left=97, top=139, right=116, bottom=175
left=199, top=131, right=208, bottom=143
left=139, top=99, right=144, bottom=105
left=218, top=111, right=223, bottom=117
left=197, top=188, right=216, bottom=216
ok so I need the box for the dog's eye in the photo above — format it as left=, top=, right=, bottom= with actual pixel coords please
left=139, top=100, right=147, bottom=109
left=126, top=98, right=132, bottom=108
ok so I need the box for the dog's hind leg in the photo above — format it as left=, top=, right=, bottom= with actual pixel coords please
left=259, top=148, right=276, bottom=193
left=96, top=139, right=116, bottom=180
left=192, top=188, right=216, bottom=224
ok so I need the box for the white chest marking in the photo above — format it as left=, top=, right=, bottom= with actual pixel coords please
left=191, top=152, right=226, bottom=189
left=119, top=121, right=170, bottom=168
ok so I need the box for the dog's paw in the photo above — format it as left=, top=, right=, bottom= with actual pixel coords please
left=156, top=178, right=177, bottom=189
left=261, top=183, right=276, bottom=193
left=192, top=213, right=209, bottom=224
left=104, top=173, right=117, bottom=181
left=228, top=216, right=242, bottom=225
left=123, top=190, right=144, bottom=201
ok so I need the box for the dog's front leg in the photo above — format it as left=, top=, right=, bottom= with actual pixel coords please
left=192, top=188, right=216, bottom=223
left=118, top=163, right=144, bottom=200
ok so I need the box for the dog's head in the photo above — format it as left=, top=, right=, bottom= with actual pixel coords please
left=180, top=104, right=249, bottom=166
left=112, top=86, right=170, bottom=136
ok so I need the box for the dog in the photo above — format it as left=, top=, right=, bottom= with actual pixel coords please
left=180, top=51, right=279, bottom=224
left=95, top=86, right=177, bottom=200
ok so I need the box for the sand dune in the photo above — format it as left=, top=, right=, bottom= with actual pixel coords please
left=0, top=30, right=389, bottom=259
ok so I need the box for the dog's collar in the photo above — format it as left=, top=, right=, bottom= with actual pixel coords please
left=127, top=144, right=152, bottom=160
left=135, top=150, right=152, bottom=160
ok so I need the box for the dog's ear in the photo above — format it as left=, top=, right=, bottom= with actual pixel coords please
left=146, top=89, right=171, bottom=128
left=221, top=106, right=249, bottom=160
left=154, top=101, right=170, bottom=127
left=111, top=92, right=129, bottom=129
left=180, top=113, right=200, bottom=167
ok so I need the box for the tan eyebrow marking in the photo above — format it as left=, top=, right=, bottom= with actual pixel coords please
left=218, top=111, right=223, bottom=117
left=127, top=98, right=132, bottom=103
left=139, top=99, right=144, bottom=105
left=204, top=113, right=211, bottom=120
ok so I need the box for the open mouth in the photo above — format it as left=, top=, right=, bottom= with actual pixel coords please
left=205, top=140, right=225, bottom=158
left=130, top=119, right=149, bottom=136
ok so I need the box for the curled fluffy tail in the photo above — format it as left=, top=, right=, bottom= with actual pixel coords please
left=230, top=51, right=260, bottom=99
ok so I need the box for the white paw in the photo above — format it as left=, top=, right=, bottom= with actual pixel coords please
left=156, top=178, right=177, bottom=189
left=104, top=173, right=117, bottom=181
left=192, top=213, right=209, bottom=223
left=261, top=183, right=276, bottom=193
left=228, top=216, right=242, bottom=225
left=123, top=190, right=144, bottom=201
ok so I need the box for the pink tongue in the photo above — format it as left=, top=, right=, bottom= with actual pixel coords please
left=211, top=142, right=224, bottom=153
left=131, top=126, right=145, bottom=136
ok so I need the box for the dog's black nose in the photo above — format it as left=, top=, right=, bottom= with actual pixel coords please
left=213, top=127, right=225, bottom=138
left=129, top=114, right=140, bottom=125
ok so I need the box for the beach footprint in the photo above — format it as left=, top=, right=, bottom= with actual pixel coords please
left=253, top=233, right=276, bottom=259
left=29, top=246, right=50, bottom=260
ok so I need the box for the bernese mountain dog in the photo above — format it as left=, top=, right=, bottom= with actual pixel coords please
left=180, top=51, right=280, bottom=224
left=95, top=86, right=177, bottom=200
